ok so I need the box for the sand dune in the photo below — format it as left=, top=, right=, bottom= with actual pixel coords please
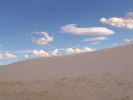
left=0, top=44, right=133, bottom=100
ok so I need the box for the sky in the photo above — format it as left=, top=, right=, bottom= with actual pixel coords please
left=0, top=0, right=133, bottom=65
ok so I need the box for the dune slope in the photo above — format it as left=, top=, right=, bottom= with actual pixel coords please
left=0, top=44, right=133, bottom=100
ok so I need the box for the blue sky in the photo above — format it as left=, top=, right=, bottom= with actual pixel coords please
left=0, top=0, right=133, bottom=64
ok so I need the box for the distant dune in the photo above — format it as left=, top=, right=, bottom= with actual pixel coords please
left=0, top=44, right=133, bottom=100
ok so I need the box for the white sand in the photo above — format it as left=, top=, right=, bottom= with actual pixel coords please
left=0, top=44, right=133, bottom=100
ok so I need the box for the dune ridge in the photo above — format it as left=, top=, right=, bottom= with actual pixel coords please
left=0, top=44, right=133, bottom=100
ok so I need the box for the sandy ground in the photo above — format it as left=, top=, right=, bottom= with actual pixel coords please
left=0, top=44, right=133, bottom=100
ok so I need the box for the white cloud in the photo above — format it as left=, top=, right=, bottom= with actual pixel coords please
left=91, top=42, right=100, bottom=45
left=50, top=49, right=59, bottom=56
left=100, top=12, right=133, bottom=29
left=32, top=32, right=54, bottom=45
left=0, top=47, right=94, bottom=59
left=32, top=49, right=60, bottom=57
left=32, top=50, right=50, bottom=57
left=83, top=36, right=107, bottom=42
left=63, top=47, right=94, bottom=55
left=64, top=48, right=76, bottom=54
left=60, top=24, right=115, bottom=36
left=32, top=47, right=94, bottom=57
left=124, top=38, right=133, bottom=43
left=0, top=53, right=17, bottom=59
left=24, top=54, right=29, bottom=58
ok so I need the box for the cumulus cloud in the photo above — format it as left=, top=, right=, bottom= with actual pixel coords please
left=100, top=12, right=133, bottom=29
left=32, top=47, right=94, bottom=57
left=32, top=49, right=60, bottom=57
left=32, top=32, right=54, bottom=45
left=60, top=24, right=115, bottom=36
left=0, top=53, right=17, bottom=59
left=32, top=50, right=50, bottom=57
left=63, top=47, right=94, bottom=55
left=83, top=36, right=107, bottom=42
left=50, top=49, right=59, bottom=56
